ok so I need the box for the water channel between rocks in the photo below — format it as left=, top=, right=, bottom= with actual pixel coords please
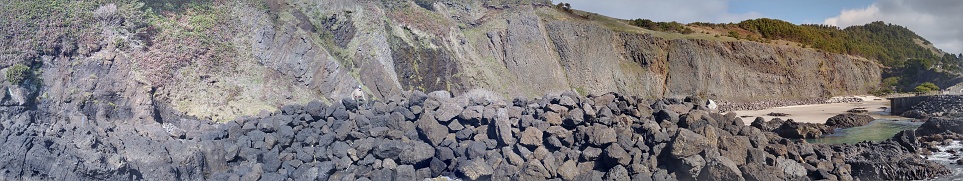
left=805, top=119, right=921, bottom=144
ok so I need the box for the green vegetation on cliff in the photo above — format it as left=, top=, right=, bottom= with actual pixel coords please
left=630, top=19, right=694, bottom=34
left=915, top=82, right=940, bottom=93
left=5, top=64, right=31, bottom=85
left=683, top=18, right=963, bottom=93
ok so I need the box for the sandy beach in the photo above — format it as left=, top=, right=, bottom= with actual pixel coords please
left=731, top=96, right=899, bottom=125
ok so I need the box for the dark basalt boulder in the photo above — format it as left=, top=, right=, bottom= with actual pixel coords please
left=916, top=116, right=963, bottom=136
left=825, top=113, right=874, bottom=129
left=840, top=141, right=951, bottom=180
left=750, top=117, right=784, bottom=132
left=4, top=90, right=954, bottom=181
left=772, top=120, right=831, bottom=139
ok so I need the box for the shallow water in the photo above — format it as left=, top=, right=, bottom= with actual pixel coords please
left=805, top=119, right=921, bottom=144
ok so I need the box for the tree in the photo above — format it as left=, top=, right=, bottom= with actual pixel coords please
left=915, top=82, right=939, bottom=93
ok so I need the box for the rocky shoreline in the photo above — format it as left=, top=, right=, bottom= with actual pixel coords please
left=717, top=97, right=865, bottom=112
left=901, top=95, right=963, bottom=118
left=0, top=90, right=952, bottom=180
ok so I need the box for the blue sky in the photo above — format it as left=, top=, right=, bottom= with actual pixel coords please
left=555, top=0, right=963, bottom=54
left=727, top=0, right=874, bottom=24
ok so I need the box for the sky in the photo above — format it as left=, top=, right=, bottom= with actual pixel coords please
left=555, top=0, right=963, bottom=55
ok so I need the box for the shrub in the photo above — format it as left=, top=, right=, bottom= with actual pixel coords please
left=914, top=82, right=939, bottom=93
left=5, top=64, right=30, bottom=85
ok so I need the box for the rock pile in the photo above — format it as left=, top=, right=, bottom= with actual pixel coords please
left=901, top=95, right=963, bottom=118
left=825, top=97, right=865, bottom=104
left=0, top=91, right=949, bottom=180
left=717, top=98, right=827, bottom=112
left=750, top=113, right=874, bottom=139
left=751, top=118, right=831, bottom=139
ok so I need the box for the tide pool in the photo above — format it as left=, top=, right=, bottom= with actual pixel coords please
left=806, top=119, right=922, bottom=144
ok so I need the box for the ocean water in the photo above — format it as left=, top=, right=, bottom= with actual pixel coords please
left=924, top=140, right=963, bottom=181
left=806, top=119, right=922, bottom=144
left=802, top=119, right=963, bottom=180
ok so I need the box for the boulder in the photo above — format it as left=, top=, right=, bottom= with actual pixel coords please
left=435, top=101, right=464, bottom=122
left=519, top=128, right=544, bottom=147
left=416, top=115, right=449, bottom=146
left=458, top=159, right=494, bottom=180
left=519, top=160, right=551, bottom=179
left=582, top=147, right=603, bottom=161
left=373, top=140, right=404, bottom=159
left=567, top=108, right=586, bottom=126
left=901, top=109, right=927, bottom=119
left=750, top=117, right=784, bottom=132
left=494, top=108, right=515, bottom=145
left=773, top=120, right=830, bottom=139
left=669, top=129, right=708, bottom=158
left=544, top=112, right=563, bottom=126
left=604, top=165, right=631, bottom=181
left=697, top=156, right=744, bottom=181
left=586, top=125, right=617, bottom=146
left=604, top=144, right=631, bottom=166
left=399, top=142, right=435, bottom=164
left=776, top=157, right=807, bottom=179
left=916, top=117, right=963, bottom=136
left=892, top=130, right=918, bottom=152
left=557, top=160, right=580, bottom=180
left=825, top=113, right=874, bottom=129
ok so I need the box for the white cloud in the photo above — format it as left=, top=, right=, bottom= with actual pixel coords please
left=824, top=0, right=963, bottom=55
left=557, top=0, right=762, bottom=23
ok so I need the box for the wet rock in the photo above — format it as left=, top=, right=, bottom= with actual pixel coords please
left=892, top=130, right=919, bottom=152
left=917, top=117, right=963, bottom=136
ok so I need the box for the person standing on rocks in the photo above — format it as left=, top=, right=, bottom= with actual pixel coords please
left=706, top=99, right=718, bottom=112
left=352, top=85, right=366, bottom=108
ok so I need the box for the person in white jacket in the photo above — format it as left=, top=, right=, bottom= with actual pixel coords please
left=706, top=99, right=718, bottom=112
left=352, top=85, right=366, bottom=108
left=352, top=85, right=365, bottom=102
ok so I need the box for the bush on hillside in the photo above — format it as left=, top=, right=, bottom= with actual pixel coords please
left=915, top=82, right=940, bottom=93
left=5, top=64, right=30, bottom=85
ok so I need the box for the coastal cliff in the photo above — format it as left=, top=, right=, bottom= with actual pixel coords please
left=1, top=1, right=882, bottom=121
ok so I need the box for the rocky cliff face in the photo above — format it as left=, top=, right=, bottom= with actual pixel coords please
left=2, top=0, right=882, bottom=121
left=346, top=1, right=883, bottom=102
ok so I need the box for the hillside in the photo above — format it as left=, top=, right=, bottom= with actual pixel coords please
left=630, top=17, right=963, bottom=92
